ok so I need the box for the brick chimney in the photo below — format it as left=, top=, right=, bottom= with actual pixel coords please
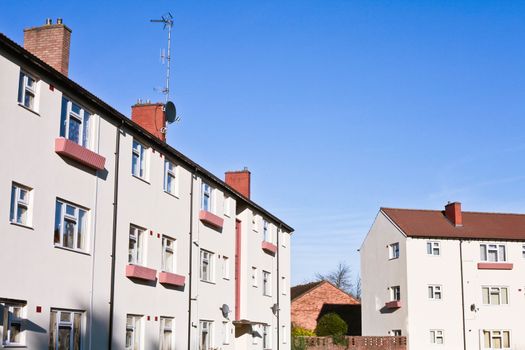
left=225, top=168, right=251, bottom=199
left=131, top=102, right=166, bottom=142
left=445, top=202, right=462, bottom=226
left=24, top=18, right=72, bottom=76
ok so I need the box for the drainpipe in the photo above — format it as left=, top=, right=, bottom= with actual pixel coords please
left=459, top=240, right=467, bottom=350
left=107, top=125, right=122, bottom=350
left=187, top=171, right=196, bottom=350
left=276, top=224, right=281, bottom=348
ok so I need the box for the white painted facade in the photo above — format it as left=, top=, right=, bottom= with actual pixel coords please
left=0, top=28, right=292, bottom=350
left=361, top=210, right=525, bottom=350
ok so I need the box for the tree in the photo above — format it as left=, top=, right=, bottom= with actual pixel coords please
left=354, top=275, right=361, bottom=301
left=315, top=261, right=354, bottom=295
left=315, top=313, right=348, bottom=336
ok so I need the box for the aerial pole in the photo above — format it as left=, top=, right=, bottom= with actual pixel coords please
left=151, top=13, right=174, bottom=103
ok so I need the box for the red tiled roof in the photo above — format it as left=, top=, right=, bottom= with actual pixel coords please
left=382, top=207, right=525, bottom=241
left=290, top=281, right=323, bottom=301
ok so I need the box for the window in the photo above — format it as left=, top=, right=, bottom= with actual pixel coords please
left=430, top=330, right=444, bottom=344
left=164, top=160, right=177, bottom=195
left=132, top=140, right=147, bottom=179
left=282, top=325, right=287, bottom=344
left=224, top=196, right=231, bottom=217
left=126, top=314, right=142, bottom=350
left=281, top=229, right=287, bottom=247
left=222, top=321, right=230, bottom=345
left=49, top=309, right=83, bottom=350
left=391, top=330, right=402, bottom=336
left=9, top=183, right=32, bottom=226
left=482, top=287, right=509, bottom=305
left=483, top=330, right=510, bottom=349
left=390, top=286, right=401, bottom=301
left=263, top=325, right=272, bottom=349
left=282, top=276, right=287, bottom=295
left=162, top=236, right=176, bottom=273
left=480, top=244, right=506, bottom=262
left=428, top=285, right=442, bottom=300
left=128, top=225, right=145, bottom=265
left=427, top=241, right=440, bottom=256
left=389, top=243, right=400, bottom=259
left=200, top=320, right=213, bottom=350
left=252, top=267, right=258, bottom=287
left=263, top=220, right=270, bottom=242
left=263, top=271, right=272, bottom=296
left=60, top=97, right=91, bottom=148
left=201, top=183, right=213, bottom=212
left=222, top=256, right=230, bottom=280
left=159, top=317, right=174, bottom=350
left=18, top=71, right=37, bottom=110
left=54, top=199, right=89, bottom=252
left=252, top=214, right=258, bottom=232
left=200, top=250, right=214, bottom=282
left=522, top=244, right=525, bottom=258
left=1, top=301, right=25, bottom=346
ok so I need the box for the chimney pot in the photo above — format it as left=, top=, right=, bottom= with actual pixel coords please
left=445, top=202, right=462, bottom=226
left=45, top=18, right=52, bottom=25
left=57, top=18, right=63, bottom=24
left=225, top=169, right=251, bottom=199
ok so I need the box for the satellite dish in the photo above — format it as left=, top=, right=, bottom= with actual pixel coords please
left=221, top=304, right=230, bottom=318
left=165, top=101, right=177, bottom=124
left=271, top=303, right=280, bottom=315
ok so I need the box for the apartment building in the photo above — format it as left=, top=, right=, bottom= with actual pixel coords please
left=360, top=202, right=525, bottom=350
left=0, top=19, right=293, bottom=350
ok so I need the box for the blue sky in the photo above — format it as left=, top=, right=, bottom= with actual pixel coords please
left=2, top=1, right=525, bottom=285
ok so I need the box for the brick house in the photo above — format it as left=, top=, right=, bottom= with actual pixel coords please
left=291, top=281, right=361, bottom=334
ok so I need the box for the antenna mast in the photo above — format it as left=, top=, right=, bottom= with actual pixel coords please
left=150, top=13, right=174, bottom=103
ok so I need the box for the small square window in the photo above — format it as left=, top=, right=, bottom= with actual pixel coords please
left=18, top=71, right=37, bottom=111
left=427, top=241, right=440, bottom=256
left=428, top=285, right=442, bottom=300
left=390, top=286, right=401, bottom=301
left=54, top=199, right=89, bottom=252
left=389, top=243, right=400, bottom=259
left=430, top=330, right=444, bottom=344
left=10, top=183, right=33, bottom=227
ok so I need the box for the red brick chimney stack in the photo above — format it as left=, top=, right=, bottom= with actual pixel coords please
left=131, top=101, right=167, bottom=142
left=23, top=18, right=72, bottom=76
left=445, top=202, right=462, bottom=226
left=225, top=168, right=251, bottom=199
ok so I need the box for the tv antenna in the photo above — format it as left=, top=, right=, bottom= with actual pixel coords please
left=150, top=13, right=174, bottom=103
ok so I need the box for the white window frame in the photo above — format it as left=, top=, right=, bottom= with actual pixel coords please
left=282, top=276, right=287, bottom=295
left=200, top=250, right=214, bottom=282
left=390, top=286, right=401, bottom=301
left=263, top=220, right=270, bottom=242
left=428, top=285, right=442, bottom=300
left=159, top=317, right=174, bottom=350
left=132, top=139, right=147, bottom=180
left=50, top=309, right=83, bottom=350
left=129, top=225, right=145, bottom=265
left=222, top=321, right=230, bottom=345
left=282, top=325, right=287, bottom=344
left=164, top=160, right=177, bottom=195
left=427, top=241, right=440, bottom=256
left=126, top=314, right=143, bottom=350
left=252, top=267, right=258, bottom=287
left=224, top=196, right=231, bottom=217
left=480, top=243, right=506, bottom=262
left=9, top=183, right=32, bottom=227
left=430, top=329, right=444, bottom=345
left=222, top=256, right=230, bottom=280
left=252, top=214, right=259, bottom=232
left=18, top=71, right=37, bottom=111
left=200, top=320, right=213, bottom=350
left=482, top=329, right=511, bottom=349
left=60, top=96, right=92, bottom=148
left=1, top=301, right=26, bottom=347
left=54, top=199, right=89, bottom=252
left=482, top=286, right=509, bottom=306
left=162, top=236, right=176, bottom=273
left=201, top=182, right=213, bottom=212
left=263, top=325, right=272, bottom=349
left=263, top=271, right=272, bottom=296
left=389, top=243, right=400, bottom=260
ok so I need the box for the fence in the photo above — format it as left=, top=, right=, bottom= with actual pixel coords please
left=293, top=336, right=407, bottom=350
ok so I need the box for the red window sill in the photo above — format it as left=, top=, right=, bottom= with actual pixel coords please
left=385, top=300, right=402, bottom=309
left=159, top=272, right=186, bottom=287
left=126, top=264, right=157, bottom=281
left=55, top=137, right=106, bottom=170
left=261, top=241, right=278, bottom=255
left=199, top=210, right=224, bottom=230
left=477, top=262, right=513, bottom=270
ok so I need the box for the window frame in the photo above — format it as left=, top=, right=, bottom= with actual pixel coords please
left=483, top=329, right=511, bottom=349
left=163, top=160, right=177, bottom=195
left=161, top=236, right=176, bottom=273
left=252, top=267, right=258, bottom=287
left=430, top=329, right=444, bottom=345
left=391, top=330, right=402, bottom=336
left=201, top=182, right=213, bottom=213
left=9, top=183, right=33, bottom=227
left=200, top=249, right=214, bottom=283
left=390, top=286, right=401, bottom=301
left=54, top=199, right=89, bottom=253
left=480, top=243, right=507, bottom=263
left=125, top=314, right=143, bottom=350
left=263, top=271, right=272, bottom=297
left=263, top=325, right=272, bottom=349
left=200, top=320, right=213, bottom=350
left=482, top=286, right=509, bottom=306
left=1, top=301, right=26, bottom=347
left=428, top=285, right=442, bottom=300
left=159, top=317, right=174, bottom=350
left=389, top=243, right=400, bottom=260
left=222, top=321, right=231, bottom=345
left=60, top=96, right=92, bottom=149
left=222, top=256, right=230, bottom=280
left=132, top=139, right=148, bottom=180
left=129, top=225, right=145, bottom=266
left=49, top=309, right=83, bottom=350
left=18, top=71, right=37, bottom=111
left=427, top=241, right=441, bottom=256
left=263, top=220, right=270, bottom=242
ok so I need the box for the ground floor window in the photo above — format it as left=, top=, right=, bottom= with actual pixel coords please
left=483, top=330, right=510, bottom=349
left=160, top=317, right=174, bottom=350
left=49, top=309, right=83, bottom=350
left=263, top=325, right=272, bottom=349
left=1, top=301, right=26, bottom=346
left=126, top=314, right=143, bottom=350
left=200, top=320, right=213, bottom=350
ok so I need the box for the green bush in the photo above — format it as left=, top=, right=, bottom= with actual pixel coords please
left=314, top=313, right=348, bottom=337
left=292, top=326, right=315, bottom=337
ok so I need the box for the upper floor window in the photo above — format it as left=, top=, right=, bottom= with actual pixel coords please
left=201, top=183, right=213, bottom=212
left=251, top=267, right=258, bottom=287
left=60, top=97, right=91, bottom=148
left=480, top=244, right=506, bottom=262
left=162, top=236, right=176, bottom=272
left=200, top=249, right=214, bottom=282
left=164, top=160, right=176, bottom=195
left=222, top=256, right=230, bottom=280
left=281, top=229, right=287, bottom=247
left=390, top=286, right=401, bottom=301
left=54, top=199, right=88, bottom=252
left=263, top=325, right=272, bottom=349
left=391, top=330, right=402, bottom=336
left=18, top=71, right=37, bottom=110
left=483, top=330, right=510, bottom=349
left=522, top=244, right=525, bottom=258
left=389, top=243, right=400, bottom=259
left=126, top=314, right=142, bottom=350
left=129, top=225, right=145, bottom=265
left=160, top=317, right=174, bottom=350
left=222, top=321, right=231, bottom=345
left=427, top=241, right=440, bottom=256
left=263, top=220, right=270, bottom=242
left=49, top=309, right=83, bottom=350
left=224, top=196, right=231, bottom=217
left=428, top=285, right=442, bottom=300
left=282, top=276, right=287, bottom=295
left=430, top=330, right=444, bottom=345
left=263, top=271, right=272, bottom=296
left=10, top=183, right=32, bottom=227
left=132, top=140, right=147, bottom=179
left=1, top=301, right=26, bottom=347
left=482, top=287, right=508, bottom=305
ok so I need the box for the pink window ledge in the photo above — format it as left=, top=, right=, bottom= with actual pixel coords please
left=385, top=300, right=402, bottom=309
left=126, top=264, right=157, bottom=282
left=159, top=272, right=186, bottom=287
left=261, top=241, right=278, bottom=255
left=477, top=262, right=513, bottom=270
left=199, top=210, right=224, bottom=230
left=55, top=137, right=106, bottom=171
